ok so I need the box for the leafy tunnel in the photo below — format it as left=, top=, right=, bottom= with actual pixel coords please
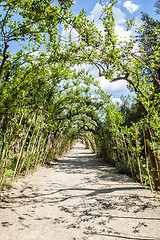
left=0, top=0, right=159, bottom=191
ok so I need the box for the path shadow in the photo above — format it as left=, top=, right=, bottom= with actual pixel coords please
left=1, top=184, right=158, bottom=211
left=0, top=144, right=160, bottom=240
left=47, top=150, right=133, bottom=183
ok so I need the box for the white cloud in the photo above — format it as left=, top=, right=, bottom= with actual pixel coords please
left=88, top=4, right=132, bottom=41
left=112, top=6, right=133, bottom=41
left=88, top=3, right=104, bottom=31
left=98, top=76, right=129, bottom=94
left=115, top=25, right=132, bottom=41
left=113, top=6, right=126, bottom=25
left=123, top=1, right=139, bottom=14
left=62, top=2, right=135, bottom=42
left=73, top=65, right=132, bottom=97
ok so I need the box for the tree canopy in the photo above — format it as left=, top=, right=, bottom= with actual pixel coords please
left=0, top=0, right=159, bottom=191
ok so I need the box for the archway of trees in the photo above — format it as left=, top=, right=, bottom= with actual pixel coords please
left=0, top=0, right=159, bottom=190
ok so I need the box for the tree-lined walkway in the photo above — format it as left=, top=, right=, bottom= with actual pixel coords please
left=0, top=142, right=160, bottom=240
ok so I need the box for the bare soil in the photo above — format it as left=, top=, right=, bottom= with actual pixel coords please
left=0, top=142, right=160, bottom=240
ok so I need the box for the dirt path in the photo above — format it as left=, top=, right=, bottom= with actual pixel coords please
left=0, top=142, right=160, bottom=240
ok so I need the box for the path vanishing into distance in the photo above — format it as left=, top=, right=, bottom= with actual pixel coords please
left=0, top=142, right=160, bottom=240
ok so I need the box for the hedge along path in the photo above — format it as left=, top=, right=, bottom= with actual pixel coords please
left=0, top=142, right=160, bottom=240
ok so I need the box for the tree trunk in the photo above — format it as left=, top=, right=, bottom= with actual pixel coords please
left=25, top=128, right=40, bottom=175
left=136, top=100, right=160, bottom=190
left=37, top=132, right=48, bottom=165
left=135, top=126, right=143, bottom=186
left=17, top=122, right=38, bottom=176
left=122, top=134, right=134, bottom=178
left=41, top=131, right=52, bottom=165
left=143, top=122, right=153, bottom=191
left=12, top=116, right=34, bottom=180
left=146, top=128, right=160, bottom=190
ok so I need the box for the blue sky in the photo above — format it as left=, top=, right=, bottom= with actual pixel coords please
left=72, top=0, right=159, bottom=19
left=68, top=0, right=159, bottom=101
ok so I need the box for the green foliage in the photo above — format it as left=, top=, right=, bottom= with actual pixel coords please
left=117, top=95, right=144, bottom=127
left=0, top=0, right=159, bottom=191
left=154, top=0, right=160, bottom=14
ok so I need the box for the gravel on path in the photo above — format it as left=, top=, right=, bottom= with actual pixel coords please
left=0, top=142, right=160, bottom=240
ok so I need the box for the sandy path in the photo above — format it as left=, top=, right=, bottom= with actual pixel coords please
left=0, top=142, right=160, bottom=240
